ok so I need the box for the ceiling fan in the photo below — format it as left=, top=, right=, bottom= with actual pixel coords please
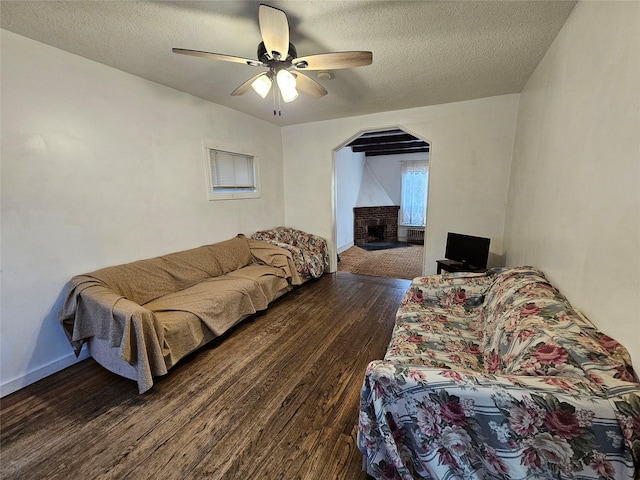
left=173, top=4, right=373, bottom=114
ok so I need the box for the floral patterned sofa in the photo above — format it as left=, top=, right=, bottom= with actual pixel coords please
left=251, top=226, right=328, bottom=282
left=358, top=267, right=640, bottom=480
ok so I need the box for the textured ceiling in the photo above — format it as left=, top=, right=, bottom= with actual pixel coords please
left=0, top=1, right=576, bottom=126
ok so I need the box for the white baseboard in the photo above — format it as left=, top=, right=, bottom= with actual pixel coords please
left=337, top=242, right=354, bottom=254
left=0, top=348, right=90, bottom=398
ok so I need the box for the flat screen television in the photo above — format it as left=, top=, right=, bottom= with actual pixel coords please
left=445, top=232, right=490, bottom=268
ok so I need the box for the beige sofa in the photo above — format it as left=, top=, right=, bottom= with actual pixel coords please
left=60, top=234, right=303, bottom=393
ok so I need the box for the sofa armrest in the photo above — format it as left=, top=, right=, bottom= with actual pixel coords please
left=59, top=276, right=167, bottom=393
left=300, top=232, right=329, bottom=269
left=252, top=227, right=328, bottom=278
left=358, top=360, right=640, bottom=480
left=273, top=226, right=329, bottom=270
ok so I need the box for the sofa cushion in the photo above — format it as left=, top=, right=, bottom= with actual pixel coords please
left=387, top=274, right=490, bottom=371
left=154, top=309, right=213, bottom=369
left=387, top=309, right=484, bottom=370
left=142, top=275, right=269, bottom=337
left=227, top=264, right=291, bottom=302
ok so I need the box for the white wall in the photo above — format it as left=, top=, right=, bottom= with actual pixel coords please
left=365, top=157, right=402, bottom=205
left=282, top=95, right=520, bottom=273
left=0, top=31, right=285, bottom=396
left=335, top=148, right=365, bottom=252
left=504, top=1, right=640, bottom=369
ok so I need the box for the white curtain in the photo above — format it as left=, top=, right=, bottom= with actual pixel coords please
left=400, top=161, right=428, bottom=226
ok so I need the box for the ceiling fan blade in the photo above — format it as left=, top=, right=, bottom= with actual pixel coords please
left=258, top=4, right=289, bottom=60
left=293, top=51, right=373, bottom=70
left=292, top=72, right=328, bottom=99
left=172, top=48, right=262, bottom=67
left=231, top=72, right=269, bottom=96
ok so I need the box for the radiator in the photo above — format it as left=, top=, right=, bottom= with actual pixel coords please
left=407, top=228, right=425, bottom=244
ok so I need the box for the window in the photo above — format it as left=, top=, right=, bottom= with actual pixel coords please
left=400, top=161, right=428, bottom=226
left=205, top=147, right=260, bottom=200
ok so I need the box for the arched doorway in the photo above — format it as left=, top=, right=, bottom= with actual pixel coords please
left=331, top=127, right=431, bottom=279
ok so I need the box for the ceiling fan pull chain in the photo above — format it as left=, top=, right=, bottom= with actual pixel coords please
left=277, top=86, right=282, bottom=116
left=272, top=82, right=277, bottom=116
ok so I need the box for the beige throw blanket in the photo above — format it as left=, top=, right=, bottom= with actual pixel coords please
left=59, top=275, right=168, bottom=392
left=143, top=276, right=270, bottom=336
left=248, top=239, right=302, bottom=286
left=59, top=238, right=299, bottom=393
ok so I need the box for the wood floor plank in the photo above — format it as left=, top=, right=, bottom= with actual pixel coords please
left=0, top=272, right=410, bottom=480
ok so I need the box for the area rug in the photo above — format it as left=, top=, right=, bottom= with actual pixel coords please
left=337, top=244, right=424, bottom=280
left=359, top=241, right=412, bottom=251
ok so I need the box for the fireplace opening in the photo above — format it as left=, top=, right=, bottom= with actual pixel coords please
left=368, top=225, right=385, bottom=243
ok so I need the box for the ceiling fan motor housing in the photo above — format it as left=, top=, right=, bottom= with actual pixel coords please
left=257, top=41, right=297, bottom=65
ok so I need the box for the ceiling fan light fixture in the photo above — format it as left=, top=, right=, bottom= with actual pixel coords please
left=281, top=88, right=298, bottom=103
left=173, top=4, right=372, bottom=111
left=251, top=74, right=272, bottom=98
left=276, top=69, right=298, bottom=103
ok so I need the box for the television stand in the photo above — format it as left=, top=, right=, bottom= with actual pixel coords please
left=436, top=259, right=486, bottom=274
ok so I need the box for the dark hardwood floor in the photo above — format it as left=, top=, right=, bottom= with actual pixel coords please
left=0, top=272, right=410, bottom=480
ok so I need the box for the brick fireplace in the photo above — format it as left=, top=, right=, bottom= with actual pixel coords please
left=353, top=206, right=400, bottom=245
